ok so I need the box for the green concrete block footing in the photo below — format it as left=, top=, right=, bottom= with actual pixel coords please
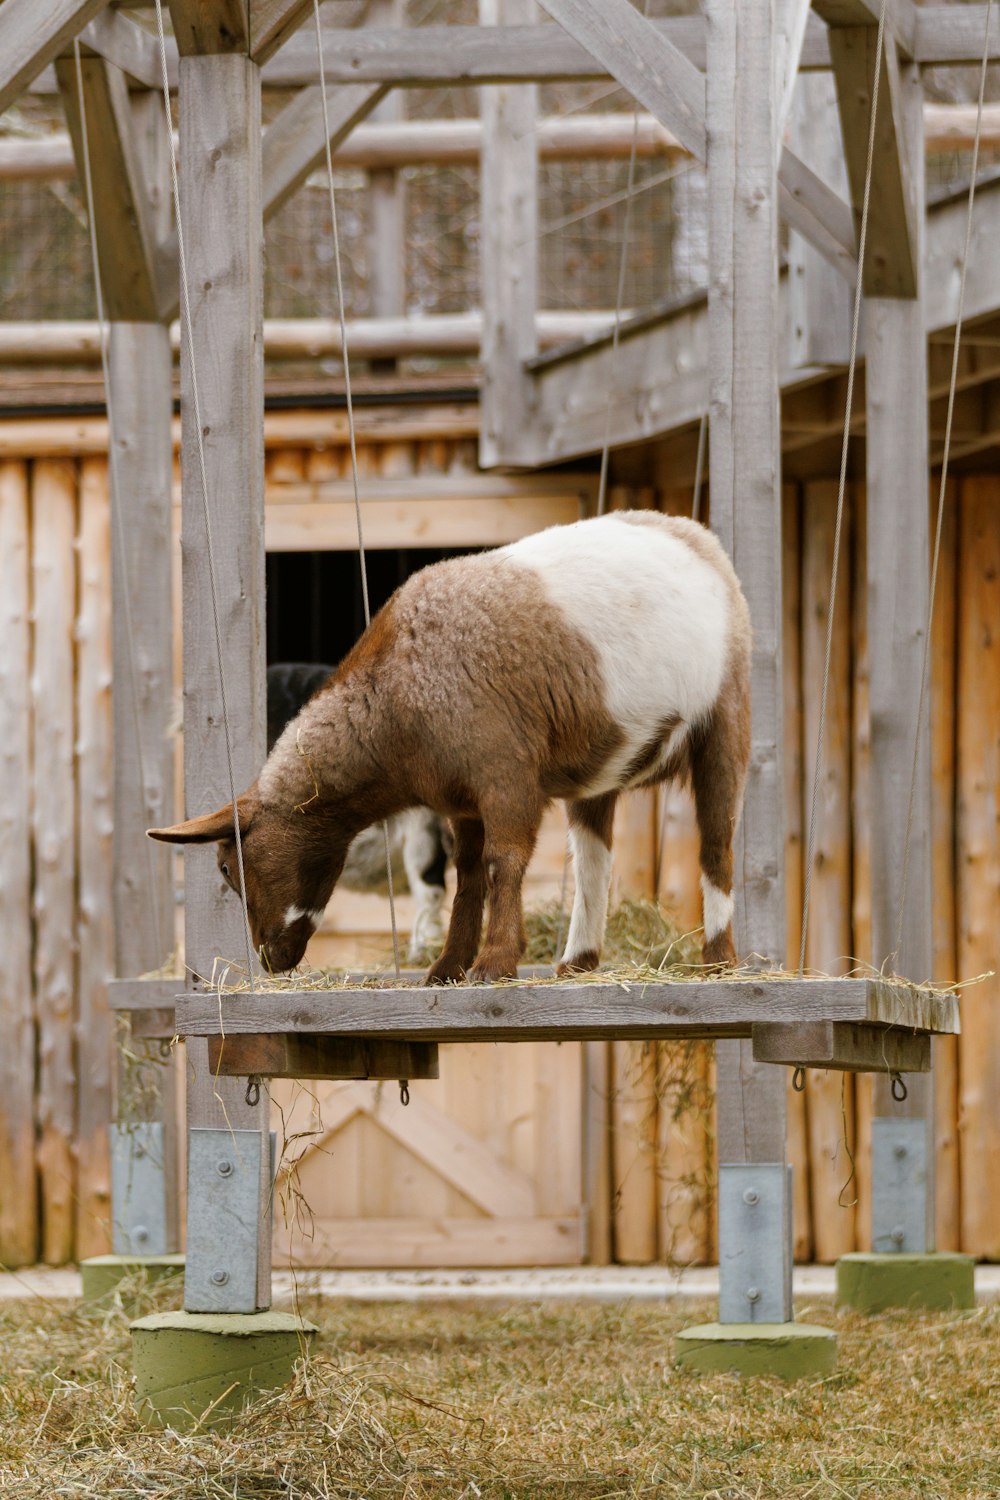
left=837, top=1252, right=976, bottom=1313
left=80, top=1253, right=186, bottom=1307
left=130, top=1309, right=317, bottom=1430
left=675, top=1322, right=837, bottom=1379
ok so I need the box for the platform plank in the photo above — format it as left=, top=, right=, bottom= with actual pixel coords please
left=174, top=977, right=959, bottom=1045
left=752, top=1021, right=931, bottom=1073
left=206, top=1034, right=439, bottom=1081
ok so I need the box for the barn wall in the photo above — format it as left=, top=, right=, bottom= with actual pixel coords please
left=0, top=412, right=996, bottom=1266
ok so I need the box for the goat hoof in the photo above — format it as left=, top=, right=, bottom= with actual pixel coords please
left=556, top=950, right=600, bottom=977
left=423, top=957, right=467, bottom=985
left=702, top=932, right=737, bottom=967
left=468, top=950, right=519, bottom=984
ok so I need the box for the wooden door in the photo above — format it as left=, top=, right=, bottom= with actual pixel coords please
left=272, top=1041, right=584, bottom=1268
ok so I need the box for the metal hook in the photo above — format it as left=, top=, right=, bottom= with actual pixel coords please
left=399, top=1079, right=410, bottom=1107
left=890, top=1072, right=908, bottom=1103
left=792, top=1066, right=807, bottom=1093
left=245, top=1075, right=262, bottom=1108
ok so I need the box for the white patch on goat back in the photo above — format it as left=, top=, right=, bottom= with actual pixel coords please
left=284, top=903, right=327, bottom=931
left=700, top=875, right=734, bottom=942
left=501, top=515, right=732, bottom=795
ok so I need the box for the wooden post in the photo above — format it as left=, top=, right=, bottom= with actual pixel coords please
left=366, top=0, right=404, bottom=375
left=689, top=0, right=811, bottom=1357
left=108, top=323, right=180, bottom=1259
left=177, top=48, right=272, bottom=1313
left=478, top=0, right=538, bottom=469
left=0, top=462, right=37, bottom=1266
left=863, top=56, right=935, bottom=1253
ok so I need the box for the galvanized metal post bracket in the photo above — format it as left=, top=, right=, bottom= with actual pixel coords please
left=185, top=1128, right=264, bottom=1314
left=111, top=1122, right=170, bottom=1257
left=718, top=1162, right=793, bottom=1324
left=871, top=1116, right=929, bottom=1254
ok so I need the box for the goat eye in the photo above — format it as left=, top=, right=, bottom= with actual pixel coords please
left=221, top=862, right=230, bottom=879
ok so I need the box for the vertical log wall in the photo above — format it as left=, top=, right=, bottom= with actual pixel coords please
left=0, top=429, right=997, bottom=1266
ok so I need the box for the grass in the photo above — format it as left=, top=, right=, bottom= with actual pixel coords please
left=1, top=1281, right=999, bottom=1498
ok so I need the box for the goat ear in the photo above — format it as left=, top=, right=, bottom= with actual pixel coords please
left=147, top=795, right=256, bottom=845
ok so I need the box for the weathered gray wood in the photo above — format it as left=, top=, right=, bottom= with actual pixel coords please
left=479, top=0, right=538, bottom=470
left=827, top=25, right=919, bottom=297
left=108, top=325, right=179, bottom=1250
left=914, top=5, right=1000, bottom=65
left=536, top=0, right=705, bottom=159
left=250, top=0, right=313, bottom=63
left=0, top=463, right=38, bottom=1264
left=174, top=977, right=959, bottom=1043
left=56, top=56, right=163, bottom=322
left=261, top=81, right=389, bottom=218
left=207, top=1034, right=440, bottom=1080
left=786, top=72, right=854, bottom=370
left=131, top=1009, right=178, bottom=1042
left=178, top=51, right=271, bottom=1310
left=752, top=1021, right=930, bottom=1073
left=169, top=0, right=251, bottom=55
left=109, top=978, right=181, bottom=1012
left=366, top=0, right=405, bottom=372
left=706, top=0, right=787, bottom=1195
left=813, top=0, right=917, bottom=57
left=864, top=57, right=935, bottom=1244
left=0, top=0, right=109, bottom=113
left=777, top=147, right=857, bottom=286
left=776, top=0, right=815, bottom=136
left=80, top=9, right=161, bottom=86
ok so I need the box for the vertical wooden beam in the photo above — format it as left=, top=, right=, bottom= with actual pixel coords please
left=479, top=0, right=538, bottom=469
left=956, top=476, right=1000, bottom=1259
left=75, top=455, right=115, bottom=1259
left=178, top=49, right=271, bottom=1310
left=706, top=0, right=789, bottom=1321
left=787, top=71, right=853, bottom=371
left=864, top=58, right=934, bottom=1250
left=32, top=460, right=79, bottom=1267
left=0, top=462, right=38, bottom=1267
left=367, top=0, right=404, bottom=375
left=109, top=323, right=179, bottom=1254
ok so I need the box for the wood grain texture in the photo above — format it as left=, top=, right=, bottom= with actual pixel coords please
left=782, top=482, right=812, bottom=1261
left=930, top=482, right=960, bottom=1251
left=207, top=1034, right=439, bottom=1080
left=168, top=0, right=250, bottom=55
left=32, top=460, right=78, bottom=1266
left=274, top=1215, right=581, bottom=1269
left=865, top=64, right=934, bottom=1147
left=801, top=480, right=856, bottom=1260
left=827, top=24, right=919, bottom=297
left=610, top=1042, right=657, bottom=1263
left=478, top=0, right=538, bottom=469
left=706, top=0, right=787, bottom=1182
left=249, top=0, right=312, bottom=63
left=753, top=1022, right=928, bottom=1074
left=261, top=82, right=388, bottom=218
left=178, top=52, right=271, bottom=1307
left=56, top=55, right=161, bottom=321
left=851, top=484, right=874, bottom=1250
left=264, top=494, right=582, bottom=551
left=0, top=463, right=38, bottom=1266
left=175, top=978, right=958, bottom=1042
left=74, top=457, right=114, bottom=1260
left=956, top=477, right=1000, bottom=1258
left=0, top=0, right=109, bottom=114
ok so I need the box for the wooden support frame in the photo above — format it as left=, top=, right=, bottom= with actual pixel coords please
left=207, top=1034, right=440, bottom=1080
left=175, top=977, right=958, bottom=1045
left=0, top=0, right=110, bottom=114
left=864, top=56, right=936, bottom=1250
left=177, top=44, right=272, bottom=1313
left=55, top=54, right=166, bottom=322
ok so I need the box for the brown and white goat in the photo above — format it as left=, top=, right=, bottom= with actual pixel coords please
left=148, top=512, right=751, bottom=982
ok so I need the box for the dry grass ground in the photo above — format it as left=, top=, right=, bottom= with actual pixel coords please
left=1, top=1282, right=999, bottom=1499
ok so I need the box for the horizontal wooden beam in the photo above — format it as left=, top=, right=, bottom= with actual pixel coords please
left=207, top=1033, right=439, bottom=1079
left=0, top=0, right=110, bottom=114
left=168, top=0, right=251, bottom=55
left=264, top=493, right=584, bottom=550
left=813, top=0, right=917, bottom=57
left=751, top=1020, right=930, bottom=1072
left=0, top=310, right=615, bottom=365
left=0, top=105, right=991, bottom=182
left=79, top=9, right=162, bottom=85
left=249, top=0, right=313, bottom=64
left=22, top=9, right=1000, bottom=98
left=175, top=976, right=959, bottom=1044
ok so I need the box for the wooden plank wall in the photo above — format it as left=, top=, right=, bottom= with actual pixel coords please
left=0, top=425, right=998, bottom=1266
